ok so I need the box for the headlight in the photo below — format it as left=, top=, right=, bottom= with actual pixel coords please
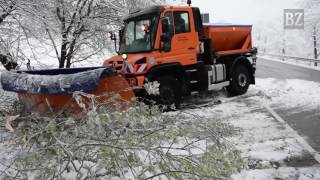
left=122, top=54, right=128, bottom=60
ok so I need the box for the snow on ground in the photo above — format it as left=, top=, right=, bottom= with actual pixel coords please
left=249, top=78, right=320, bottom=112
left=0, top=71, right=17, bottom=115
left=188, top=100, right=306, bottom=162
left=232, top=167, right=320, bottom=180
left=184, top=78, right=320, bottom=179
left=0, top=74, right=320, bottom=179
left=0, top=71, right=19, bottom=173
left=229, top=78, right=320, bottom=179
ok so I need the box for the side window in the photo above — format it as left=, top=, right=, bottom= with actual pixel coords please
left=125, top=21, right=135, bottom=45
left=164, top=11, right=174, bottom=36
left=174, top=12, right=190, bottom=34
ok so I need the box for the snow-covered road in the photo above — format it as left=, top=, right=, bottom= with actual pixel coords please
left=256, top=57, right=320, bottom=83
left=257, top=58, right=320, bottom=152
left=182, top=77, right=320, bottom=179
left=230, top=57, right=320, bottom=179
left=182, top=58, right=320, bottom=179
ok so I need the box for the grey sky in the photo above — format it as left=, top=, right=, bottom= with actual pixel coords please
left=168, top=0, right=303, bottom=24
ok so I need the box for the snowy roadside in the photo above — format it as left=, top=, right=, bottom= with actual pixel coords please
left=259, top=55, right=320, bottom=72
left=231, top=78, right=320, bottom=179
left=0, top=71, right=18, bottom=116
left=0, top=71, right=19, bottom=172
left=0, top=76, right=319, bottom=179
left=180, top=78, right=320, bottom=179
left=233, top=167, right=320, bottom=180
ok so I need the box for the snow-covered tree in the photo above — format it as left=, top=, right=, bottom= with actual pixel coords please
left=0, top=0, right=164, bottom=69
left=304, top=0, right=320, bottom=62
left=18, top=0, right=161, bottom=68
left=0, top=0, right=17, bottom=70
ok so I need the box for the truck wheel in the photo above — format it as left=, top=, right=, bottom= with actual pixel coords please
left=227, top=65, right=251, bottom=96
left=155, top=76, right=182, bottom=109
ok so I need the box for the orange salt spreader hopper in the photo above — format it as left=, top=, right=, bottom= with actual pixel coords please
left=203, top=24, right=253, bottom=56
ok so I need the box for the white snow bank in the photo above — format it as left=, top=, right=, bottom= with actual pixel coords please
left=186, top=100, right=306, bottom=163
left=228, top=111, right=305, bottom=162
left=0, top=74, right=319, bottom=178
left=0, top=71, right=17, bottom=114
left=186, top=78, right=320, bottom=178
left=232, top=167, right=320, bottom=180
left=228, top=78, right=320, bottom=179
left=248, top=78, right=320, bottom=112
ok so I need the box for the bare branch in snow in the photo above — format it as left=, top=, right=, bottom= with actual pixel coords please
left=0, top=98, right=242, bottom=179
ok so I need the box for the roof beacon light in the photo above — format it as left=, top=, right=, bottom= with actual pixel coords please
left=187, top=0, right=191, bottom=6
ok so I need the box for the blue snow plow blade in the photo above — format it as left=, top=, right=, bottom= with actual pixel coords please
left=0, top=67, right=117, bottom=95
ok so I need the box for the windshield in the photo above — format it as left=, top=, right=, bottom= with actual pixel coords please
left=119, top=16, right=157, bottom=53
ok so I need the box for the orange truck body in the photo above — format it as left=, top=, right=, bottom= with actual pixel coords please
left=105, top=24, right=253, bottom=72
left=104, top=5, right=257, bottom=107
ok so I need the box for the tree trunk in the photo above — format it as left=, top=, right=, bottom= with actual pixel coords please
left=65, top=41, right=75, bottom=68
left=57, top=4, right=68, bottom=69
left=59, top=32, right=68, bottom=68
left=314, top=26, right=318, bottom=66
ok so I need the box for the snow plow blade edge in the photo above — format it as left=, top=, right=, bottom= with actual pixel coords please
left=0, top=67, right=135, bottom=116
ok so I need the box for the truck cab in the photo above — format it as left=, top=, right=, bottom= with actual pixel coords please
left=104, top=4, right=257, bottom=108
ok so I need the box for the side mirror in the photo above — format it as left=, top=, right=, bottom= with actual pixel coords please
left=119, top=28, right=124, bottom=41
left=108, top=32, right=116, bottom=41
left=108, top=32, right=118, bottom=54
left=161, top=18, right=170, bottom=34
left=119, top=28, right=124, bottom=46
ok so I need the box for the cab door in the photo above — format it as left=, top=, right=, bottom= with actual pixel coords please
left=160, top=9, right=199, bottom=66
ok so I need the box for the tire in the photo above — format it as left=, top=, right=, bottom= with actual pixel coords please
left=227, top=65, right=251, bottom=96
left=155, top=76, right=182, bottom=109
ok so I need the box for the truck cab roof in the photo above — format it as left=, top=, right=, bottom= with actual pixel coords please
left=125, top=6, right=165, bottom=21
left=203, top=23, right=252, bottom=28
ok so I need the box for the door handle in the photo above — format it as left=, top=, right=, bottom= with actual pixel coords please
left=188, top=47, right=196, bottom=50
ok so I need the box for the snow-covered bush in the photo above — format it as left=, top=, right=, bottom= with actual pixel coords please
left=0, top=99, right=243, bottom=179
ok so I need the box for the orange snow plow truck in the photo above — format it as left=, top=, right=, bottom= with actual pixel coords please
left=1, top=2, right=257, bottom=114
left=104, top=3, right=257, bottom=107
